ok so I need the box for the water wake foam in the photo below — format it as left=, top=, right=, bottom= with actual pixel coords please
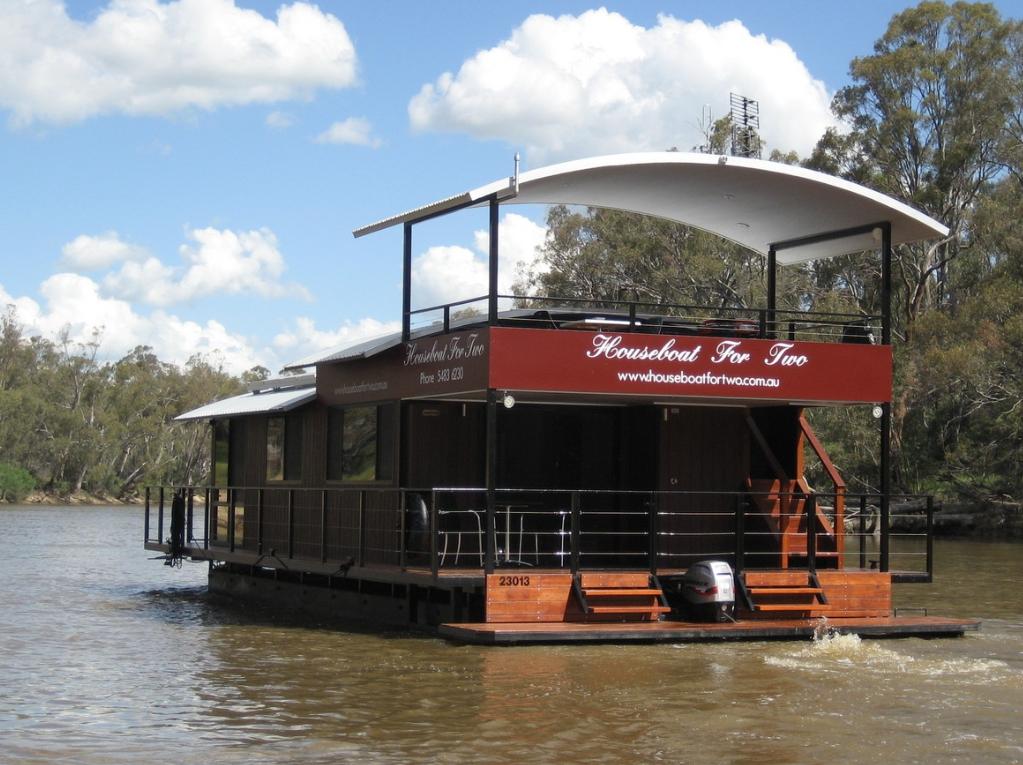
left=765, top=625, right=1009, bottom=680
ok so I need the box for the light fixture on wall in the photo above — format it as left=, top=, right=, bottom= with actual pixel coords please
left=503, top=393, right=516, bottom=409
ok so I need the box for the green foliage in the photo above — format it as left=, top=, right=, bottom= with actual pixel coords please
left=0, top=462, right=34, bottom=502
left=0, top=311, right=241, bottom=500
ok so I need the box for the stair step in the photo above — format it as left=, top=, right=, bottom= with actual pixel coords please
left=588, top=605, right=672, bottom=614
left=583, top=588, right=663, bottom=596
left=748, top=587, right=822, bottom=595
left=754, top=604, right=831, bottom=612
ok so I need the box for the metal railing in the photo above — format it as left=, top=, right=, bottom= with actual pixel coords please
left=404, top=293, right=882, bottom=346
left=144, top=486, right=934, bottom=582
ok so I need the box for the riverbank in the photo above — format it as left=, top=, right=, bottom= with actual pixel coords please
left=930, top=501, right=1023, bottom=538
left=15, top=490, right=142, bottom=506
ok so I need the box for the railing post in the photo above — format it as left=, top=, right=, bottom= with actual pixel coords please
left=357, top=490, right=366, bottom=567
left=805, top=493, right=817, bottom=573
left=647, top=493, right=658, bottom=575
left=629, top=301, right=637, bottom=330
left=186, top=488, right=194, bottom=544
left=287, top=489, right=294, bottom=560
left=228, top=488, right=236, bottom=553
left=257, top=488, right=264, bottom=555
left=926, top=495, right=934, bottom=582
left=144, top=486, right=151, bottom=542
left=758, top=308, right=767, bottom=339
left=570, top=491, right=581, bottom=574
left=158, top=486, right=165, bottom=544
left=858, top=494, right=867, bottom=570
left=321, top=489, right=328, bottom=563
left=399, top=490, right=407, bottom=571
left=203, top=487, right=210, bottom=549
left=443, top=305, right=450, bottom=334
left=880, top=491, right=890, bottom=573
left=734, top=493, right=745, bottom=574
left=430, top=489, right=439, bottom=580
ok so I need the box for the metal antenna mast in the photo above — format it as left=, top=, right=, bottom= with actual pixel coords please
left=729, top=93, right=761, bottom=159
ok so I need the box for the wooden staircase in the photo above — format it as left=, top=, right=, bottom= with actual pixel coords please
left=739, top=570, right=829, bottom=618
left=738, top=570, right=893, bottom=619
left=746, top=478, right=841, bottom=569
left=571, top=572, right=671, bottom=622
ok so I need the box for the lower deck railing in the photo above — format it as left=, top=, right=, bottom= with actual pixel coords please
left=144, top=486, right=935, bottom=583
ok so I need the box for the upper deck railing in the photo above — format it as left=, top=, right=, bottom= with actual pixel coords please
left=407, top=293, right=882, bottom=346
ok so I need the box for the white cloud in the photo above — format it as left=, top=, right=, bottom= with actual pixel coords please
left=0, top=0, right=358, bottom=125
left=273, top=316, right=401, bottom=367
left=409, top=9, right=836, bottom=160
left=411, top=213, right=547, bottom=309
left=266, top=110, right=295, bottom=129
left=315, top=117, right=382, bottom=147
left=101, top=226, right=311, bottom=306
left=0, top=276, right=265, bottom=374
left=61, top=231, right=148, bottom=271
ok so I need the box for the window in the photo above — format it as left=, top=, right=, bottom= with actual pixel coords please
left=327, top=403, right=395, bottom=482
left=266, top=414, right=303, bottom=481
left=212, top=420, right=230, bottom=486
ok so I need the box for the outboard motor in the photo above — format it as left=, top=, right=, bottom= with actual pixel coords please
left=680, top=560, right=735, bottom=622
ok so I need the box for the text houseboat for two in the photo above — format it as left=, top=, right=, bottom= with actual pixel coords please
left=145, top=152, right=980, bottom=643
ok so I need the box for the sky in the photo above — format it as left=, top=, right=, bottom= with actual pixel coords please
left=2, top=0, right=1022, bottom=375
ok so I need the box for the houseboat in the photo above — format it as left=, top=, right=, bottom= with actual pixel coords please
left=145, top=152, right=980, bottom=643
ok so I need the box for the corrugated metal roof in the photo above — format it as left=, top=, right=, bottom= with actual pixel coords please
left=175, top=386, right=316, bottom=422
left=352, top=152, right=950, bottom=264
left=283, top=332, right=403, bottom=370
left=282, top=309, right=541, bottom=370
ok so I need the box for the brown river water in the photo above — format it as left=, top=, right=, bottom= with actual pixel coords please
left=1, top=506, right=1020, bottom=765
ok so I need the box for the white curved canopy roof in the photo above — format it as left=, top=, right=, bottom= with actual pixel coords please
left=354, top=152, right=948, bottom=264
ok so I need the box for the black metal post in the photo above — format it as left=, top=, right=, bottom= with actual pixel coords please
left=647, top=493, right=658, bottom=575
left=629, top=301, right=637, bottom=330
left=734, top=493, right=746, bottom=574
left=858, top=494, right=867, bottom=570
left=880, top=407, right=891, bottom=573
left=144, top=486, right=150, bottom=542
left=186, top=488, right=194, bottom=544
left=880, top=222, right=892, bottom=346
left=287, top=488, right=295, bottom=560
left=570, top=491, right=581, bottom=574
left=399, top=490, right=407, bottom=571
left=806, top=493, right=817, bottom=573
left=158, top=486, right=165, bottom=543
left=320, top=490, right=327, bottom=563
left=257, top=488, right=264, bottom=555
left=357, top=490, right=366, bottom=567
left=228, top=488, right=236, bottom=553
left=203, top=487, right=210, bottom=549
left=926, top=495, right=934, bottom=582
left=880, top=222, right=893, bottom=574
left=488, top=197, right=499, bottom=326
left=485, top=388, right=498, bottom=574
left=766, top=245, right=777, bottom=338
left=430, top=489, right=439, bottom=580
left=402, top=222, right=412, bottom=341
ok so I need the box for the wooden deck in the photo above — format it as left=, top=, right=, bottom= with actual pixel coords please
left=439, top=616, right=981, bottom=644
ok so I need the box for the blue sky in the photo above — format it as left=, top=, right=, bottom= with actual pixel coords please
left=2, top=0, right=1021, bottom=374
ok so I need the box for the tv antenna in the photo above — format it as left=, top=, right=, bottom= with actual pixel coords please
left=729, top=93, right=761, bottom=159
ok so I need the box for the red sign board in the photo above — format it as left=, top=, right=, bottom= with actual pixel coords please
left=489, top=327, right=891, bottom=403
left=319, top=328, right=490, bottom=405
